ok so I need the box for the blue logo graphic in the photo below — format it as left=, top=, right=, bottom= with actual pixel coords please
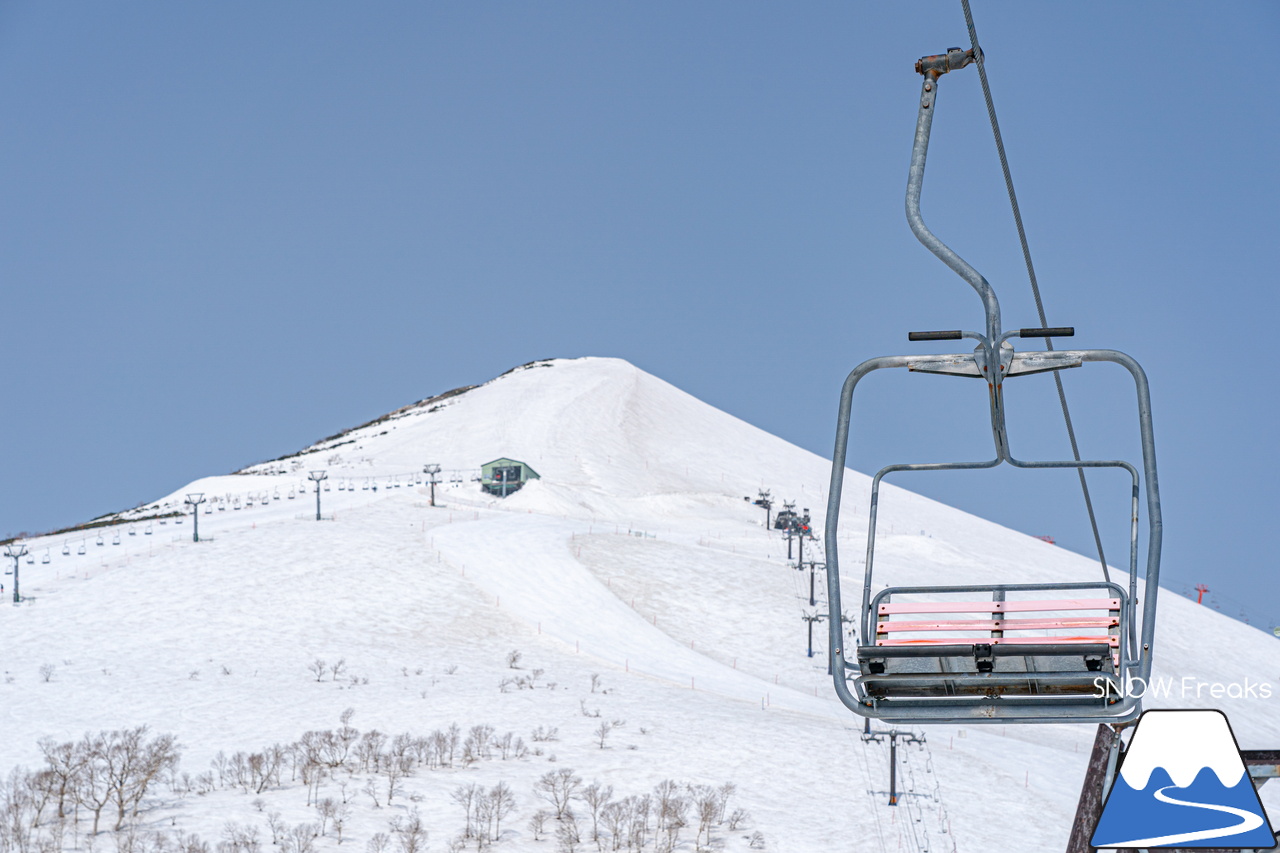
left=1092, top=710, right=1276, bottom=848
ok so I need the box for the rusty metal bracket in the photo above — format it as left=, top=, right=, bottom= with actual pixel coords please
left=915, top=46, right=978, bottom=79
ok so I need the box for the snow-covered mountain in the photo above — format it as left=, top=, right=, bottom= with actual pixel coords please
left=3, top=356, right=1278, bottom=852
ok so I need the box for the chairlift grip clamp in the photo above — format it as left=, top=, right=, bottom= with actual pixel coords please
left=915, top=47, right=979, bottom=80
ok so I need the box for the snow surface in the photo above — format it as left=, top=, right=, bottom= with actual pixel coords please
left=4, top=356, right=1279, bottom=852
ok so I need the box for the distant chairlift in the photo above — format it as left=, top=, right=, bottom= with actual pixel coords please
left=42, top=550, right=50, bottom=565
left=112, top=531, right=121, bottom=544
left=61, top=544, right=70, bottom=556
left=78, top=541, right=87, bottom=554
left=129, top=525, right=137, bottom=536
left=96, top=533, right=104, bottom=547
left=823, top=46, right=1161, bottom=726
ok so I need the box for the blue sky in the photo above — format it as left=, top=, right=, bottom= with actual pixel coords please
left=2, top=2, right=1277, bottom=628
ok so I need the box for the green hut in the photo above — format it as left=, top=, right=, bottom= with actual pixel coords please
left=480, top=457, right=540, bottom=497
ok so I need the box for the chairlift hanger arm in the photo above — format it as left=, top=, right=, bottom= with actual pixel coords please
left=907, top=50, right=1000, bottom=346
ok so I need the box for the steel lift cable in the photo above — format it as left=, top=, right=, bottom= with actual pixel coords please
left=958, top=0, right=1111, bottom=583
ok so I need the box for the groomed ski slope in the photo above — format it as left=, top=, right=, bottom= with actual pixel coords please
left=3, top=356, right=1278, bottom=852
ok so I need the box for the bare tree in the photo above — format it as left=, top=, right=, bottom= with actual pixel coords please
left=394, top=809, right=428, bottom=853
left=315, top=798, right=337, bottom=835
left=37, top=737, right=86, bottom=820
left=555, top=811, right=581, bottom=853
left=528, top=810, right=551, bottom=842
left=579, top=782, right=613, bottom=847
left=534, top=769, right=582, bottom=820
left=76, top=733, right=115, bottom=834
left=308, top=660, right=327, bottom=682
left=652, top=781, right=687, bottom=853
left=332, top=801, right=350, bottom=844
left=266, top=812, right=287, bottom=846
left=690, top=785, right=719, bottom=850
left=451, top=784, right=482, bottom=840
left=283, top=823, right=318, bottom=853
left=487, top=782, right=516, bottom=842
left=505, top=650, right=522, bottom=669
left=593, top=721, right=612, bottom=750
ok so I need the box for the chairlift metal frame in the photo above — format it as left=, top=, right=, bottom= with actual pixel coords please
left=824, top=47, right=1162, bottom=725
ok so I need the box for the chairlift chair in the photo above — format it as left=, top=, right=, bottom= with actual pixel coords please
left=145, top=524, right=153, bottom=535
left=823, top=46, right=1161, bottom=726
left=61, top=544, right=70, bottom=556
left=42, top=550, right=50, bottom=564
left=77, top=542, right=86, bottom=555
left=129, top=525, right=137, bottom=536
left=112, top=531, right=121, bottom=544
left=26, top=553, right=34, bottom=564
left=96, top=534, right=104, bottom=546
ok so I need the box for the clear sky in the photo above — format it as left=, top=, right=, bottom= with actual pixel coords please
left=2, top=3, right=1277, bottom=628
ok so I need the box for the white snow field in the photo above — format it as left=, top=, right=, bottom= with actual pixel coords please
left=3, top=356, right=1278, bottom=852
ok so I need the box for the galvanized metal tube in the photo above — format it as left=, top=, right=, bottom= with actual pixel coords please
left=1078, top=350, right=1162, bottom=683
left=906, top=74, right=1002, bottom=345
left=863, top=458, right=1000, bottom=639
left=825, top=356, right=915, bottom=714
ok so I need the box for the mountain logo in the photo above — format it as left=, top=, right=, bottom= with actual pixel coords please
left=1091, top=709, right=1276, bottom=849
